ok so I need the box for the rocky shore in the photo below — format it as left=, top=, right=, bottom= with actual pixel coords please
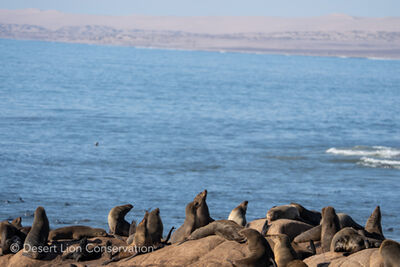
left=0, top=190, right=398, bottom=266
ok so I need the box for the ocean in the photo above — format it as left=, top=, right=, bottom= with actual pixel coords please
left=0, top=38, right=399, bottom=241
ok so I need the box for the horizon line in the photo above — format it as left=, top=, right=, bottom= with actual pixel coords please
left=2, top=8, right=400, bottom=19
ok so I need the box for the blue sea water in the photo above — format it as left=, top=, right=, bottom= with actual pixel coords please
left=0, top=38, right=399, bottom=240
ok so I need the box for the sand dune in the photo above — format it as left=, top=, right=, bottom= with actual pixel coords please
left=1, top=9, right=400, bottom=58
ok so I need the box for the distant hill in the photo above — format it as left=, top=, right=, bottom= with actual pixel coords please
left=1, top=9, right=400, bottom=58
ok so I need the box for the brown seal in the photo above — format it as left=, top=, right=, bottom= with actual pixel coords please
left=290, top=203, right=321, bottom=226
left=107, top=204, right=133, bottom=236
left=181, top=220, right=246, bottom=244
left=228, top=200, right=248, bottom=226
left=267, top=205, right=300, bottom=222
left=103, top=212, right=153, bottom=265
left=193, top=190, right=214, bottom=228
left=293, top=225, right=321, bottom=243
left=134, top=211, right=152, bottom=248
left=232, top=228, right=276, bottom=267
left=337, top=213, right=363, bottom=230
left=0, top=221, right=25, bottom=255
left=170, top=201, right=199, bottom=244
left=10, top=217, right=31, bottom=235
left=49, top=226, right=107, bottom=240
left=22, top=206, right=50, bottom=259
left=269, top=234, right=298, bottom=267
left=330, top=227, right=366, bottom=254
left=147, top=208, right=163, bottom=244
left=379, top=239, right=400, bottom=267
left=320, top=206, right=340, bottom=253
left=365, top=206, right=384, bottom=239
left=293, top=211, right=362, bottom=244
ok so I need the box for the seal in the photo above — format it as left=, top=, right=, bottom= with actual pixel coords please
left=293, top=225, right=321, bottom=243
left=134, top=211, right=152, bottom=248
left=170, top=201, right=199, bottom=244
left=181, top=220, right=246, bottom=244
left=0, top=221, right=25, bottom=255
left=290, top=203, right=321, bottom=226
left=62, top=237, right=102, bottom=262
left=379, top=239, right=400, bottom=267
left=49, top=226, right=108, bottom=240
left=320, top=206, right=340, bottom=253
left=10, top=217, right=31, bottom=235
left=232, top=228, right=276, bottom=267
left=22, top=206, right=50, bottom=259
left=365, top=206, right=384, bottom=239
left=337, top=213, right=363, bottom=230
left=267, top=205, right=300, bottom=222
left=330, top=227, right=366, bottom=254
left=147, top=208, right=163, bottom=245
left=107, top=204, right=133, bottom=236
left=269, top=234, right=298, bottom=267
left=102, top=212, right=153, bottom=265
left=193, top=190, right=214, bottom=228
left=228, top=200, right=248, bottom=226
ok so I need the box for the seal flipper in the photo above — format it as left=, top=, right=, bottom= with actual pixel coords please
left=162, top=226, right=175, bottom=244
left=261, top=220, right=270, bottom=236
left=309, top=240, right=316, bottom=255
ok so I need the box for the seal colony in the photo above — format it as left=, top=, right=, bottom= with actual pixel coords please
left=0, top=190, right=398, bottom=266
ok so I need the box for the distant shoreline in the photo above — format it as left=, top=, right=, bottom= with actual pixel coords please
left=2, top=37, right=400, bottom=60
left=1, top=9, right=400, bottom=60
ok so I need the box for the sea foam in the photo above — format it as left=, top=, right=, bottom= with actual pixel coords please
left=326, top=146, right=400, bottom=170
left=326, top=146, right=400, bottom=158
left=358, top=157, right=400, bottom=169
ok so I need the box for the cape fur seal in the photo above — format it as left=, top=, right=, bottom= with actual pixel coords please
left=365, top=206, right=384, bottom=239
left=330, top=227, right=366, bottom=254
left=337, top=213, right=363, bottom=230
left=228, top=200, right=248, bottom=226
left=170, top=201, right=199, bottom=244
left=10, top=217, right=31, bottom=235
left=103, top=212, right=153, bottom=265
left=0, top=221, right=25, bottom=255
left=134, top=211, right=152, bottom=248
left=267, top=205, right=301, bottom=222
left=290, top=203, right=321, bottom=226
left=321, top=206, right=340, bottom=253
left=108, top=204, right=133, bottom=236
left=269, top=234, right=298, bottom=267
left=147, top=208, right=163, bottom=244
left=293, top=225, right=322, bottom=243
left=49, top=226, right=108, bottom=240
left=62, top=237, right=102, bottom=262
left=379, top=239, right=400, bottom=267
left=193, top=190, right=214, bottom=228
left=23, top=206, right=50, bottom=259
left=293, top=211, right=362, bottom=243
left=181, top=220, right=246, bottom=244
left=232, top=228, right=276, bottom=267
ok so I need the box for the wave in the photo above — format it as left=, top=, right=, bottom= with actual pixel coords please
left=327, top=145, right=400, bottom=170
left=326, top=146, right=400, bottom=159
left=358, top=157, right=400, bottom=169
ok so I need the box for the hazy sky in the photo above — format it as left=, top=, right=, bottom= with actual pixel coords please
left=0, top=0, right=399, bottom=17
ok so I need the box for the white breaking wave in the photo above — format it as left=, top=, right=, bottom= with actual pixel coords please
left=358, top=157, right=400, bottom=169
left=326, top=146, right=400, bottom=159
left=326, top=146, right=400, bottom=170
